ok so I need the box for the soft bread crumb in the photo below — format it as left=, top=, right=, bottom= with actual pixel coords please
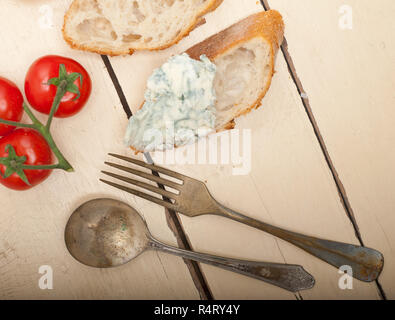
left=63, top=0, right=224, bottom=55
left=213, top=39, right=272, bottom=129
left=187, top=10, right=284, bottom=132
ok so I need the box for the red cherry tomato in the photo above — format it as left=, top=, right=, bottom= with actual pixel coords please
left=25, top=55, right=92, bottom=118
left=0, top=128, right=53, bottom=190
left=0, top=77, right=24, bottom=136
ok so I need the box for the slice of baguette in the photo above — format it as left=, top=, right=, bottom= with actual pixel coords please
left=63, top=0, right=224, bottom=56
left=186, top=9, right=284, bottom=131
left=128, top=10, right=284, bottom=153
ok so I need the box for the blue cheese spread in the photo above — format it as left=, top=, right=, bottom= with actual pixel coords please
left=124, top=53, right=217, bottom=151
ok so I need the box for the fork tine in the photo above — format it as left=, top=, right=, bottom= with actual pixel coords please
left=100, top=179, right=177, bottom=210
left=108, top=153, right=187, bottom=181
left=101, top=171, right=178, bottom=200
left=104, top=162, right=181, bottom=190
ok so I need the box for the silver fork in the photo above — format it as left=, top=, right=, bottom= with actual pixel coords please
left=100, top=153, right=384, bottom=282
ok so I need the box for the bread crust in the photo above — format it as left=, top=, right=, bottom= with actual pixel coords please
left=128, top=10, right=284, bottom=153
left=186, top=10, right=284, bottom=130
left=62, top=0, right=224, bottom=56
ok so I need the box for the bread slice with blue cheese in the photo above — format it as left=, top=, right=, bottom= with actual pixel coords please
left=126, top=10, right=285, bottom=152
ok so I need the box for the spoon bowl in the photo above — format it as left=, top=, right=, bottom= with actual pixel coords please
left=65, top=198, right=148, bottom=268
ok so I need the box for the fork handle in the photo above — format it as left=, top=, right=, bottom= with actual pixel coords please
left=148, top=237, right=315, bottom=292
left=214, top=204, right=384, bottom=282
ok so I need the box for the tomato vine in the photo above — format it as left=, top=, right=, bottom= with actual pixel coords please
left=0, top=64, right=81, bottom=184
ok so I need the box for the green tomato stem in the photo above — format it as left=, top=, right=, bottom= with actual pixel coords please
left=0, top=119, right=35, bottom=128
left=21, top=164, right=61, bottom=170
left=0, top=118, right=73, bottom=172
left=36, top=125, right=74, bottom=172
left=23, top=102, right=41, bottom=126
left=0, top=80, right=74, bottom=173
left=46, top=80, right=68, bottom=130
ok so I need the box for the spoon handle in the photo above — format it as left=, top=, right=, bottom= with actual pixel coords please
left=148, top=237, right=315, bottom=292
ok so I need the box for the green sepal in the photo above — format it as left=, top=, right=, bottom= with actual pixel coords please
left=15, top=168, right=31, bottom=186
left=3, top=166, right=14, bottom=179
left=59, top=64, right=68, bottom=79
left=0, top=144, right=31, bottom=185
left=47, top=64, right=84, bottom=101
left=68, top=72, right=82, bottom=84
left=47, top=78, right=61, bottom=86
left=66, top=83, right=80, bottom=99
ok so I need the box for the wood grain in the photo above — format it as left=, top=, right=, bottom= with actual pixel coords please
left=0, top=0, right=199, bottom=299
left=108, top=0, right=381, bottom=299
left=266, top=0, right=395, bottom=298
left=1, top=0, right=392, bottom=300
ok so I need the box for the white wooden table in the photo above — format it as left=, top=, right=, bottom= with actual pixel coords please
left=0, top=0, right=393, bottom=299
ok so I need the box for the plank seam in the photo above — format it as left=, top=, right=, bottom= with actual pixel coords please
left=260, top=0, right=386, bottom=300
left=100, top=55, right=213, bottom=300
left=101, top=56, right=133, bottom=119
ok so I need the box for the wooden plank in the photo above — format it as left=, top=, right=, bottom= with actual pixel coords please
left=109, top=0, right=380, bottom=299
left=0, top=0, right=199, bottom=299
left=266, top=0, right=394, bottom=298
